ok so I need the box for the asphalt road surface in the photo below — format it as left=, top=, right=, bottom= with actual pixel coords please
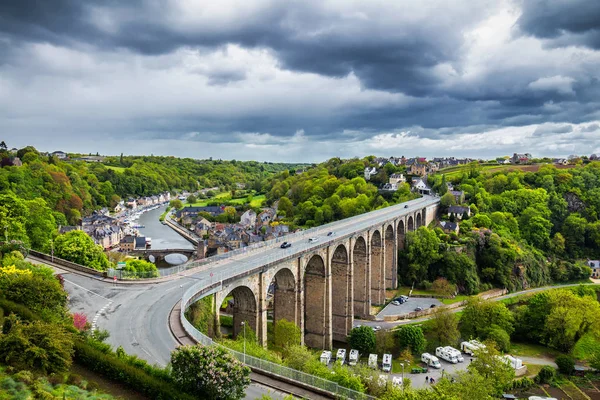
left=50, top=269, right=287, bottom=399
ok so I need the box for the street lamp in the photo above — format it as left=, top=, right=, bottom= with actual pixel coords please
left=241, top=321, right=246, bottom=364
left=50, top=239, right=54, bottom=263
left=400, top=363, right=405, bottom=393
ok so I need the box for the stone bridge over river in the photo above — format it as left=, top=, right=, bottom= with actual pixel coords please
left=182, top=196, right=440, bottom=350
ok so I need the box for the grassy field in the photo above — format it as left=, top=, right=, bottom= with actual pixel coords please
left=523, top=363, right=543, bottom=377
left=572, top=333, right=600, bottom=361
left=510, top=342, right=561, bottom=358
left=188, top=193, right=266, bottom=208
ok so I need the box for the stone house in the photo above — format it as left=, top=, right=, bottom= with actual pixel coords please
left=389, top=173, right=406, bottom=185
left=440, top=221, right=459, bottom=234
left=588, top=260, right=600, bottom=279
left=450, top=190, right=465, bottom=204
left=120, top=235, right=135, bottom=251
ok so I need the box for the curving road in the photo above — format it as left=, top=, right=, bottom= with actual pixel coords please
left=29, top=196, right=439, bottom=398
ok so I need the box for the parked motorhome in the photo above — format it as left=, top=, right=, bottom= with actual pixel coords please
left=421, top=353, right=442, bottom=369
left=461, top=340, right=486, bottom=356
left=349, top=349, right=360, bottom=366
left=368, top=354, right=378, bottom=369
left=320, top=350, right=332, bottom=365
left=336, top=349, right=347, bottom=365
left=435, top=346, right=460, bottom=364
left=500, top=355, right=523, bottom=369
left=392, top=377, right=403, bottom=388
left=382, top=354, right=392, bottom=372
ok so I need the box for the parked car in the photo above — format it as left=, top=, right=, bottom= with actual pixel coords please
left=372, top=326, right=382, bottom=332
left=430, top=304, right=436, bottom=308
left=391, top=300, right=400, bottom=306
left=280, top=242, right=292, bottom=249
left=414, top=307, right=423, bottom=312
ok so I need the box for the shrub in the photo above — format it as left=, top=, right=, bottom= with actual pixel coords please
left=170, top=344, right=251, bottom=400
left=535, top=365, right=556, bottom=384
left=555, top=354, right=575, bottom=375
left=66, top=373, right=84, bottom=387
left=273, top=319, right=301, bottom=350
left=510, top=376, right=534, bottom=390
left=0, top=314, right=74, bottom=374
left=74, top=340, right=195, bottom=400
left=13, top=370, right=34, bottom=385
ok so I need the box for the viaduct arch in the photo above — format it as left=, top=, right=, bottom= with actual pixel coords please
left=184, top=198, right=440, bottom=350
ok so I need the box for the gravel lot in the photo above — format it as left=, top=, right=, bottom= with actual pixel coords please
left=376, top=297, right=443, bottom=318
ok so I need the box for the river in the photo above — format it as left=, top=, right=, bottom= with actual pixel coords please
left=136, top=205, right=194, bottom=250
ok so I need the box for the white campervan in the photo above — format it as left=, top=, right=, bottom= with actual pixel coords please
left=382, top=354, right=392, bottom=372
left=348, top=349, right=360, bottom=366
left=500, top=355, right=523, bottom=370
left=336, top=349, right=347, bottom=365
left=368, top=353, right=378, bottom=369
left=460, top=340, right=486, bottom=356
left=421, top=353, right=441, bottom=369
left=392, top=376, right=403, bottom=389
left=320, top=350, right=332, bottom=365
left=447, top=347, right=464, bottom=362
left=435, top=346, right=459, bottom=364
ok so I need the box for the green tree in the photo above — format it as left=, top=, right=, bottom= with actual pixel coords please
left=397, top=325, right=426, bottom=354
left=170, top=199, right=184, bottom=209
left=53, top=230, right=111, bottom=271
left=170, top=344, right=251, bottom=400
left=440, top=192, right=456, bottom=208
left=0, top=314, right=74, bottom=374
left=277, top=196, right=294, bottom=218
left=589, top=350, right=600, bottom=371
left=428, top=308, right=460, bottom=347
left=431, top=277, right=456, bottom=297
left=483, top=325, right=511, bottom=352
left=24, top=198, right=56, bottom=251
left=348, top=326, right=376, bottom=355
left=273, top=319, right=301, bottom=351
left=460, top=298, right=514, bottom=340
left=402, top=227, right=441, bottom=284
left=469, top=342, right=515, bottom=396
left=187, top=194, right=197, bottom=204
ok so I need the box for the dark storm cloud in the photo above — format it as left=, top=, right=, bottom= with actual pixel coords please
left=0, top=1, right=472, bottom=96
left=518, top=0, right=600, bottom=48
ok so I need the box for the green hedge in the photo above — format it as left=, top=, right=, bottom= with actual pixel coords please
left=74, top=340, right=196, bottom=400
left=0, top=298, right=40, bottom=321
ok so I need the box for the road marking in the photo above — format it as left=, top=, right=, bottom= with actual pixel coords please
left=91, top=301, right=112, bottom=331
left=63, top=278, right=112, bottom=301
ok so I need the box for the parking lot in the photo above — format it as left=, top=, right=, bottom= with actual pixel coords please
left=376, top=297, right=443, bottom=318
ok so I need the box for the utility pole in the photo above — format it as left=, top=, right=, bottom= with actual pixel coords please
left=50, top=239, right=54, bottom=263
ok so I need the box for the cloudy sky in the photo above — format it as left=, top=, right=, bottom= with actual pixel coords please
left=1, top=0, right=600, bottom=162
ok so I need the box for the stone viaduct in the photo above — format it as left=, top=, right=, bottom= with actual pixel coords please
left=203, top=200, right=439, bottom=350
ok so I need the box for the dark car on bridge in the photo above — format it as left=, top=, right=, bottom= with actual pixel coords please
left=280, top=242, right=292, bottom=249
